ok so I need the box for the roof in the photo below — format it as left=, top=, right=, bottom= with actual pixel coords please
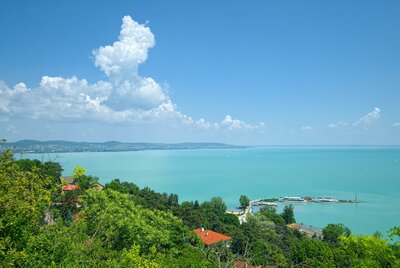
left=193, top=228, right=232, bottom=245
left=61, top=184, right=78, bottom=191
left=287, top=223, right=301, bottom=229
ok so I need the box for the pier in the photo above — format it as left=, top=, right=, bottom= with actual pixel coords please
left=228, top=195, right=360, bottom=224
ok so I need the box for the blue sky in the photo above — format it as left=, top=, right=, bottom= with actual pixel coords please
left=0, top=0, right=399, bottom=144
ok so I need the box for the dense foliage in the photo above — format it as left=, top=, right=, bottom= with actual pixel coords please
left=1, top=148, right=399, bottom=267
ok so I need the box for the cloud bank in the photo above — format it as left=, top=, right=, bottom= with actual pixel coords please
left=0, top=16, right=264, bottom=132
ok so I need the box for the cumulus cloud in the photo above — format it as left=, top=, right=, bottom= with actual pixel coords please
left=353, top=107, right=380, bottom=126
left=94, top=16, right=154, bottom=78
left=193, top=116, right=265, bottom=132
left=220, top=115, right=265, bottom=131
left=392, top=122, right=400, bottom=128
left=0, top=15, right=263, bottom=132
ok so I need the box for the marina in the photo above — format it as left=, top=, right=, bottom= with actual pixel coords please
left=229, top=195, right=361, bottom=224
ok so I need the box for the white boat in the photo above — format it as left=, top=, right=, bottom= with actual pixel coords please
left=279, top=196, right=307, bottom=202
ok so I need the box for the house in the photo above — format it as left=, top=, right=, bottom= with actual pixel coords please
left=61, top=184, right=79, bottom=193
left=193, top=228, right=232, bottom=246
left=59, top=176, right=103, bottom=194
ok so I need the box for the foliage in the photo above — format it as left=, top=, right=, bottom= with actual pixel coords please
left=291, top=238, right=335, bottom=267
left=239, top=194, right=250, bottom=209
left=0, top=149, right=55, bottom=266
left=322, top=223, right=351, bottom=245
left=390, top=226, right=400, bottom=246
left=281, top=204, right=296, bottom=224
left=335, top=234, right=399, bottom=267
left=72, top=166, right=86, bottom=179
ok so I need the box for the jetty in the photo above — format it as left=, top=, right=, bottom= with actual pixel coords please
left=229, top=195, right=360, bottom=224
left=280, top=195, right=360, bottom=203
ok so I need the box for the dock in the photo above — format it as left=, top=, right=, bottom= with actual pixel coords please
left=230, top=195, right=360, bottom=225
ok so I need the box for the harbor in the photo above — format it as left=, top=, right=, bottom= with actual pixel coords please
left=228, top=195, right=361, bottom=224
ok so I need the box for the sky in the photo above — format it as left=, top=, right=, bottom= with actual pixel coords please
left=0, top=0, right=399, bottom=145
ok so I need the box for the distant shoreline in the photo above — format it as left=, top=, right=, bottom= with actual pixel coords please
left=1, top=140, right=246, bottom=154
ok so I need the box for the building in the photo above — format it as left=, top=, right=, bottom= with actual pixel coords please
left=59, top=176, right=103, bottom=194
left=193, top=228, right=232, bottom=246
left=61, top=184, right=79, bottom=193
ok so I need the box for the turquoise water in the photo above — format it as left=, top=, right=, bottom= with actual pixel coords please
left=25, top=147, right=400, bottom=235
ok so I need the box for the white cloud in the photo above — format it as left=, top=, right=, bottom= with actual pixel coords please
left=327, top=121, right=348, bottom=129
left=220, top=115, right=265, bottom=131
left=392, top=122, right=400, bottom=128
left=353, top=107, right=380, bottom=126
left=195, top=118, right=215, bottom=130
left=0, top=15, right=263, bottom=133
left=94, top=16, right=154, bottom=78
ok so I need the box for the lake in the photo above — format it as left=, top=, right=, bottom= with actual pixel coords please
left=25, top=146, right=400, bottom=235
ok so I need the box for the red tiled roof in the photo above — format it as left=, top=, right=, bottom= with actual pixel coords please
left=61, top=184, right=78, bottom=191
left=194, top=228, right=232, bottom=245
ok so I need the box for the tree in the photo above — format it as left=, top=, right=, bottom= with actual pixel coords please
left=322, top=223, right=351, bottom=245
left=81, top=189, right=191, bottom=255
left=281, top=205, right=296, bottom=224
left=70, top=166, right=99, bottom=192
left=389, top=226, right=400, bottom=246
left=259, top=206, right=286, bottom=227
left=75, top=174, right=99, bottom=191
left=239, top=195, right=250, bottom=209
left=335, top=235, right=399, bottom=267
left=72, top=166, right=86, bottom=179
left=0, top=149, right=53, bottom=266
left=291, top=238, right=335, bottom=267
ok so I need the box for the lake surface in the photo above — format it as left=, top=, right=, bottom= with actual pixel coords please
left=25, top=147, right=400, bottom=235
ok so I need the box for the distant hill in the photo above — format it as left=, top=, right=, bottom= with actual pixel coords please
left=1, top=140, right=245, bottom=153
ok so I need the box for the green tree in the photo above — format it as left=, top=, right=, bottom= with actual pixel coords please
left=239, top=195, right=250, bottom=209
left=81, top=189, right=192, bottom=255
left=75, top=174, right=99, bottom=191
left=291, top=238, right=335, bottom=267
left=389, top=226, right=400, bottom=246
left=0, top=149, right=53, bottom=266
left=259, top=206, right=286, bottom=227
left=281, top=205, right=296, bottom=224
left=335, top=234, right=399, bottom=267
left=322, top=223, right=351, bottom=245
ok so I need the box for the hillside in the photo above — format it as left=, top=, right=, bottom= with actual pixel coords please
left=1, top=140, right=244, bottom=153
